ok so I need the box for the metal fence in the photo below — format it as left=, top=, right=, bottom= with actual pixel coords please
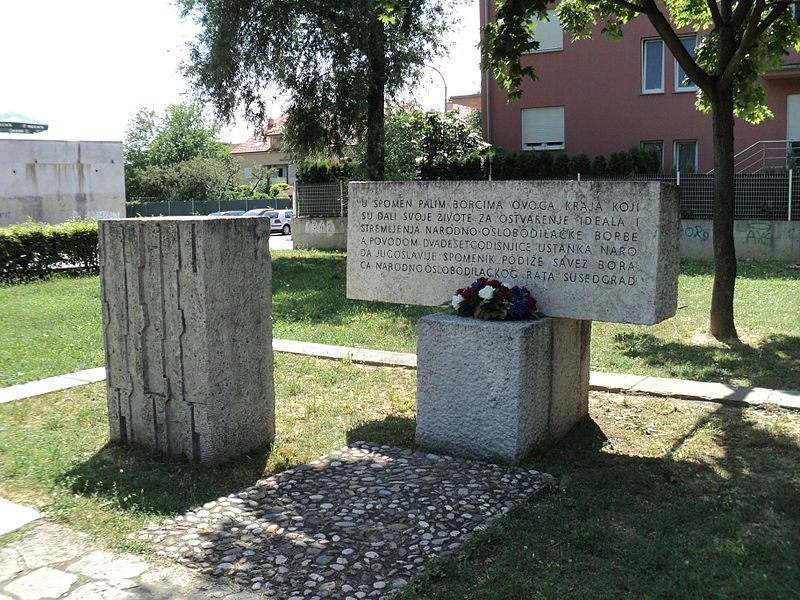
left=295, top=171, right=799, bottom=221
left=295, top=181, right=349, bottom=217
left=126, top=197, right=292, bottom=218
left=575, top=171, right=798, bottom=221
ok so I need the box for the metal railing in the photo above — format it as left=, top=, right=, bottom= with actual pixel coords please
left=706, top=139, right=800, bottom=174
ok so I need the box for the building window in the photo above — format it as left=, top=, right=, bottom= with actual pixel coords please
left=276, top=167, right=284, bottom=177
left=675, top=36, right=697, bottom=92
left=524, top=9, right=563, bottom=53
left=641, top=141, right=664, bottom=169
left=675, top=140, right=697, bottom=173
left=521, top=106, right=565, bottom=151
left=794, top=2, right=800, bottom=23
left=243, top=167, right=254, bottom=179
left=642, top=39, right=664, bottom=94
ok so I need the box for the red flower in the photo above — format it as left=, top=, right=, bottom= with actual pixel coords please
left=526, top=296, right=537, bottom=310
left=461, top=287, right=474, bottom=300
left=497, top=286, right=513, bottom=298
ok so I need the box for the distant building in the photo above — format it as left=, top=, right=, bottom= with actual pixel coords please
left=230, top=115, right=295, bottom=191
left=0, top=140, right=125, bottom=226
left=447, top=93, right=482, bottom=118
left=480, top=3, right=800, bottom=173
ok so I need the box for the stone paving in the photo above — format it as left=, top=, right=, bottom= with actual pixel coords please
left=1, top=443, right=545, bottom=600
left=0, top=521, right=260, bottom=600
left=138, top=442, right=546, bottom=599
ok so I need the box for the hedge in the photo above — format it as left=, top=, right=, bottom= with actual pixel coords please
left=0, top=220, right=99, bottom=283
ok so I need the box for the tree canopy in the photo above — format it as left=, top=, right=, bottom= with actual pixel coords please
left=123, top=102, right=234, bottom=203
left=123, top=102, right=229, bottom=169
left=482, top=0, right=800, bottom=339
left=179, top=0, right=456, bottom=180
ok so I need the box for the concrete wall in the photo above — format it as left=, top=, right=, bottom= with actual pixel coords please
left=680, top=219, right=800, bottom=261
left=292, top=216, right=348, bottom=250
left=0, top=139, right=125, bottom=226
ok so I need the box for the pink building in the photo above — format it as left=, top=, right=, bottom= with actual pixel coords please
left=480, top=3, right=800, bottom=173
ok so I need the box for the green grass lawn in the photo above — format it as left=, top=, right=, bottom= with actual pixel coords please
left=1, top=252, right=798, bottom=389
left=1, top=355, right=798, bottom=599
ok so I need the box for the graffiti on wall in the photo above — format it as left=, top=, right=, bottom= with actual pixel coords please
left=679, top=223, right=710, bottom=242
left=744, top=222, right=772, bottom=246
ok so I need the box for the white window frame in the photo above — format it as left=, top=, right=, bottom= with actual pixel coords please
left=243, top=167, right=254, bottom=179
left=641, top=141, right=664, bottom=169
left=521, top=106, right=565, bottom=151
left=642, top=38, right=664, bottom=94
left=674, top=140, right=698, bottom=173
left=523, top=9, right=563, bottom=53
left=674, top=35, right=697, bottom=92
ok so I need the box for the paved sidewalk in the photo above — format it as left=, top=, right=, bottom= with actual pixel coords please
left=0, top=521, right=259, bottom=600
left=3, top=339, right=799, bottom=410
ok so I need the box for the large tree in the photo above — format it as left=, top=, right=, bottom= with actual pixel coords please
left=123, top=102, right=234, bottom=203
left=179, top=0, right=454, bottom=181
left=482, top=0, right=799, bottom=339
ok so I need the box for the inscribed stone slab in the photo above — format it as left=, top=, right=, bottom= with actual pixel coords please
left=347, top=180, right=680, bottom=324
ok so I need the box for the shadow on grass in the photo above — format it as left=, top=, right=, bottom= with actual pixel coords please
left=681, top=258, right=800, bottom=280
left=613, top=332, right=800, bottom=390
left=346, top=414, right=417, bottom=448
left=271, top=252, right=435, bottom=328
left=57, top=442, right=272, bottom=516
left=400, top=404, right=800, bottom=600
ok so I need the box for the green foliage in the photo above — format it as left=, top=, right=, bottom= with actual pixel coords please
left=591, top=154, right=608, bottom=176
left=124, top=102, right=233, bottom=202
left=296, top=161, right=356, bottom=183
left=0, top=220, right=98, bottom=283
left=268, top=183, right=292, bottom=198
left=379, top=103, right=490, bottom=180
left=124, top=102, right=228, bottom=168
left=125, top=156, right=237, bottom=204
left=179, top=0, right=455, bottom=179
left=551, top=152, right=570, bottom=177
left=568, top=153, right=591, bottom=176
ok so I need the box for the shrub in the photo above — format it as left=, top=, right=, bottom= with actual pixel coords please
left=0, top=220, right=99, bottom=283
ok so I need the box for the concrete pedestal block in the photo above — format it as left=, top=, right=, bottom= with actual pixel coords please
left=416, top=313, right=590, bottom=463
left=99, top=217, right=275, bottom=464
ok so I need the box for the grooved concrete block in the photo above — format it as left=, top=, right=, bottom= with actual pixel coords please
left=99, top=217, right=274, bottom=464
left=416, top=313, right=590, bottom=463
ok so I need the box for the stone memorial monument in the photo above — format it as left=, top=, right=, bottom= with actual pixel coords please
left=347, top=180, right=680, bottom=463
left=99, top=217, right=275, bottom=464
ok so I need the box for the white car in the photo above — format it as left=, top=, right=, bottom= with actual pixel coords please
left=243, top=208, right=294, bottom=235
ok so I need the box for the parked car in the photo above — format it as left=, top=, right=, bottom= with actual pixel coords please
left=207, top=210, right=246, bottom=217
left=243, top=208, right=294, bottom=235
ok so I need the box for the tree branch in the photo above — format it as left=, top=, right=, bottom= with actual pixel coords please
left=731, top=0, right=756, bottom=33
left=706, top=0, right=723, bottom=27
left=722, top=2, right=787, bottom=82
left=637, top=0, right=714, bottom=91
left=609, top=0, right=648, bottom=13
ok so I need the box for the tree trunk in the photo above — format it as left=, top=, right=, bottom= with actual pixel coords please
left=709, top=85, right=738, bottom=339
left=365, top=18, right=387, bottom=181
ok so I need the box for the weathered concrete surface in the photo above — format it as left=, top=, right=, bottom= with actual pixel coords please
left=347, top=180, right=680, bottom=324
left=415, top=314, right=590, bottom=463
left=0, top=140, right=125, bottom=226
left=293, top=216, right=347, bottom=250
left=99, top=217, right=275, bottom=464
left=680, top=219, right=800, bottom=261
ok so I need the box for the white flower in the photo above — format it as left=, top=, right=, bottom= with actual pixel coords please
left=451, top=294, right=464, bottom=308
left=478, top=285, right=495, bottom=300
